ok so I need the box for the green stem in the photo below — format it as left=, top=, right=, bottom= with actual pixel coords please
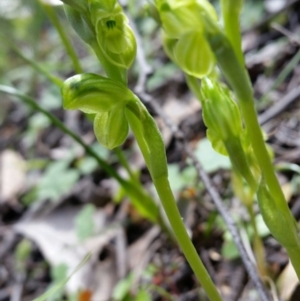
left=2, top=35, right=63, bottom=87
left=0, top=85, right=159, bottom=223
left=220, top=0, right=244, bottom=65
left=40, top=2, right=83, bottom=74
left=153, top=177, right=223, bottom=301
left=206, top=29, right=283, bottom=209
left=125, top=105, right=223, bottom=301
left=205, top=19, right=300, bottom=278
left=114, top=147, right=136, bottom=181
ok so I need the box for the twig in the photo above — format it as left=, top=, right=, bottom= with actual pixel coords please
left=271, top=23, right=300, bottom=45
left=243, top=0, right=300, bottom=34
left=129, top=14, right=271, bottom=301
left=259, top=85, right=300, bottom=125
left=127, top=14, right=153, bottom=94
left=257, top=24, right=300, bottom=125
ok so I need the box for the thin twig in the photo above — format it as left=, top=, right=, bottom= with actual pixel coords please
left=259, top=86, right=300, bottom=125
left=127, top=14, right=153, bottom=94
left=243, top=0, right=300, bottom=34
left=129, top=14, right=271, bottom=301
left=271, top=23, right=300, bottom=46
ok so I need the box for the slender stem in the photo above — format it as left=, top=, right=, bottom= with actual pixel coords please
left=114, top=147, right=136, bottom=181
left=0, top=85, right=159, bottom=223
left=220, top=0, right=244, bottom=65
left=205, top=22, right=300, bottom=278
left=40, top=2, right=83, bottom=74
left=153, top=177, right=223, bottom=301
left=125, top=107, right=223, bottom=301
left=2, top=35, right=63, bottom=87
left=206, top=31, right=284, bottom=210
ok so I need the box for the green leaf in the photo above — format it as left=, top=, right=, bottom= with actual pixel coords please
left=168, top=164, right=197, bottom=192
left=77, top=157, right=98, bottom=175
left=221, top=239, right=239, bottom=260
left=194, top=138, right=231, bottom=173
left=112, top=273, right=134, bottom=301
left=75, top=204, right=96, bottom=242
left=35, top=160, right=80, bottom=202
left=135, top=289, right=152, bottom=301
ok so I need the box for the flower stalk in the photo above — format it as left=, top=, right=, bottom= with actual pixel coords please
left=60, top=1, right=224, bottom=299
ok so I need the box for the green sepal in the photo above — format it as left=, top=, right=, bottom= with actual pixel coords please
left=224, top=137, right=257, bottom=191
left=257, top=178, right=299, bottom=248
left=201, top=78, right=243, bottom=140
left=96, top=22, right=137, bottom=69
left=175, top=32, right=215, bottom=78
left=64, top=5, right=95, bottom=45
left=206, top=128, right=227, bottom=156
left=88, top=0, right=123, bottom=21
left=94, top=107, right=129, bottom=149
left=156, top=0, right=217, bottom=39
left=158, top=0, right=203, bottom=38
left=61, top=73, right=133, bottom=113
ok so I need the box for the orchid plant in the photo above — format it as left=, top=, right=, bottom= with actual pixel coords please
left=57, top=0, right=300, bottom=300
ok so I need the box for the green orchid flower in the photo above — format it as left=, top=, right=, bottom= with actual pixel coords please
left=156, top=0, right=217, bottom=78
left=62, top=73, right=134, bottom=149
left=89, top=0, right=137, bottom=69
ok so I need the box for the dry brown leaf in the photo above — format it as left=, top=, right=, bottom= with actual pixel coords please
left=14, top=205, right=122, bottom=300
left=277, top=261, right=299, bottom=301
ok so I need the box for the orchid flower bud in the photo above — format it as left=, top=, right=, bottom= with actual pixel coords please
left=201, top=78, right=258, bottom=190
left=89, top=0, right=137, bottom=69
left=156, top=0, right=217, bottom=78
left=62, top=73, right=134, bottom=113
left=201, top=78, right=242, bottom=141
